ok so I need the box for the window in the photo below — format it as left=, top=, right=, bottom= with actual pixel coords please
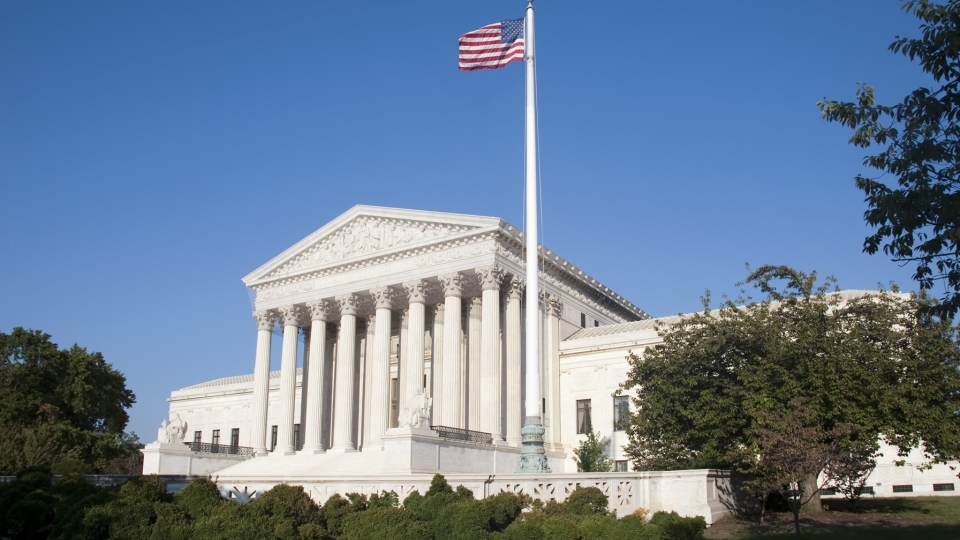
left=614, top=460, right=628, bottom=472
left=230, top=428, right=239, bottom=447
left=294, top=424, right=301, bottom=450
left=270, top=425, right=278, bottom=451
left=193, top=431, right=201, bottom=444
left=613, top=396, right=629, bottom=431
left=211, top=429, right=220, bottom=445
left=580, top=313, right=586, bottom=328
left=892, top=485, right=913, bottom=493
left=821, top=487, right=837, bottom=496
left=576, top=399, right=592, bottom=434
left=594, top=320, right=599, bottom=327
left=856, top=486, right=874, bottom=495
left=934, top=483, right=955, bottom=492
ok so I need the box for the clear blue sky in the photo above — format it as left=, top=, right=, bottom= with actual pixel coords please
left=0, top=1, right=931, bottom=440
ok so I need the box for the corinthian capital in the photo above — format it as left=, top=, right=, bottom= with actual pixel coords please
left=253, top=310, right=276, bottom=332
left=403, top=279, right=429, bottom=304
left=278, top=305, right=304, bottom=327
left=505, top=275, right=526, bottom=299
left=370, top=286, right=395, bottom=310
left=475, top=265, right=505, bottom=291
left=307, top=299, right=334, bottom=322
left=336, top=293, right=361, bottom=316
left=439, top=272, right=466, bottom=298
left=546, top=294, right=564, bottom=318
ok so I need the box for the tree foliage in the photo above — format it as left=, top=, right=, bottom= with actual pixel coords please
left=572, top=431, right=613, bottom=473
left=620, top=266, right=960, bottom=522
left=0, top=328, right=139, bottom=474
left=818, top=0, right=960, bottom=318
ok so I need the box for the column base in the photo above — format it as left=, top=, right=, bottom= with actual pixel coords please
left=298, top=447, right=326, bottom=455
left=253, top=448, right=269, bottom=458
left=327, top=446, right=358, bottom=454
left=272, top=449, right=297, bottom=457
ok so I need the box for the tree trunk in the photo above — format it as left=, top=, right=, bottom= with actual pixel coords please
left=801, top=473, right=824, bottom=514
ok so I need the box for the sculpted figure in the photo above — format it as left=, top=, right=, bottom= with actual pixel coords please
left=157, top=419, right=170, bottom=444
left=166, top=413, right=187, bottom=444
left=399, top=388, right=433, bottom=428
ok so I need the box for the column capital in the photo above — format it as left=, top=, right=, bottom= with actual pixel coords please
left=253, top=309, right=276, bottom=332
left=439, top=272, right=466, bottom=298
left=369, top=286, right=395, bottom=310
left=403, top=279, right=429, bottom=304
left=307, top=299, right=335, bottom=322
left=476, top=265, right=505, bottom=291
left=278, top=304, right=305, bottom=327
left=505, top=275, right=525, bottom=299
left=337, top=293, right=361, bottom=316
left=546, top=294, right=564, bottom=318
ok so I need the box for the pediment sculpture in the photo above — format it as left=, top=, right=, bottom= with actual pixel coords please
left=399, top=388, right=432, bottom=429
left=157, top=413, right=187, bottom=444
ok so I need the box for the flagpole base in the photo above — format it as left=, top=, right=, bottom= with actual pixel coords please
left=515, top=416, right=551, bottom=473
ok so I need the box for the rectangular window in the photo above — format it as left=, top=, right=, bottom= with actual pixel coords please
left=934, top=483, right=955, bottom=492
left=856, top=486, right=874, bottom=495
left=211, top=429, right=220, bottom=445
left=576, top=399, right=592, bottom=434
left=193, top=431, right=202, bottom=444
left=594, top=320, right=599, bottom=327
left=230, top=428, right=239, bottom=447
left=613, top=395, right=629, bottom=431
left=294, top=424, right=301, bottom=450
left=270, top=425, right=278, bottom=451
left=580, top=313, right=586, bottom=328
left=614, top=460, right=628, bottom=472
left=892, top=485, right=913, bottom=493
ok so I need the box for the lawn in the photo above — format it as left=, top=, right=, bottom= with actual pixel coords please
left=704, top=496, right=960, bottom=539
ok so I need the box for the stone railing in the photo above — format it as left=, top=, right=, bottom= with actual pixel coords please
left=185, top=442, right=254, bottom=457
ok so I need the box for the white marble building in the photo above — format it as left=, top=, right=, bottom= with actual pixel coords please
left=144, top=205, right=957, bottom=518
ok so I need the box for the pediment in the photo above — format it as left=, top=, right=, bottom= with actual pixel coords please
left=243, top=206, right=501, bottom=286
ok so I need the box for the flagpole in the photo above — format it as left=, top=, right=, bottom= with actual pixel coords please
left=517, top=0, right=550, bottom=474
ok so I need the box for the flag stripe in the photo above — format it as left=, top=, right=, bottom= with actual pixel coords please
left=458, top=19, right=525, bottom=71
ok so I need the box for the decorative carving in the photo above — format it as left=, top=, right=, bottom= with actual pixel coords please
left=157, top=413, right=187, bottom=445
left=516, top=417, right=551, bottom=473
left=398, top=388, right=432, bottom=428
left=278, top=305, right=304, bottom=327
left=270, top=217, right=471, bottom=277
left=403, top=280, right=428, bottom=304
left=475, top=265, right=504, bottom=291
left=307, top=299, right=334, bottom=321
left=370, top=286, right=395, bottom=310
left=336, top=293, right=361, bottom=316
left=546, top=294, right=564, bottom=318
left=253, top=310, right=275, bottom=332
left=505, top=275, right=525, bottom=299
left=439, top=272, right=466, bottom=298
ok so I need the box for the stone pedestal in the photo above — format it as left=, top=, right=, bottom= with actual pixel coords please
left=141, top=442, right=250, bottom=476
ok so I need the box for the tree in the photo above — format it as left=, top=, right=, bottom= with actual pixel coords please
left=818, top=0, right=960, bottom=318
left=620, top=266, right=960, bottom=525
left=0, top=327, right=139, bottom=474
left=572, top=431, right=613, bottom=473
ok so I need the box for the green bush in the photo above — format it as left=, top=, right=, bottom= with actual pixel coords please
left=564, top=486, right=609, bottom=517
left=342, top=506, right=433, bottom=540
left=648, top=511, right=706, bottom=540
left=174, top=478, right=225, bottom=520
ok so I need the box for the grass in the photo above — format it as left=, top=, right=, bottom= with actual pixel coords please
left=704, top=496, right=960, bottom=539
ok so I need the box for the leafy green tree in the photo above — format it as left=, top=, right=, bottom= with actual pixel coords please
left=572, top=431, right=613, bottom=473
left=620, top=266, right=960, bottom=516
left=818, top=0, right=960, bottom=318
left=0, top=328, right=138, bottom=474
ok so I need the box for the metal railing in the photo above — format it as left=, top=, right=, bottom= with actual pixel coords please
left=430, top=425, right=493, bottom=445
left=185, top=442, right=254, bottom=456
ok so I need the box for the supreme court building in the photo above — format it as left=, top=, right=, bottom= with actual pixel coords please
left=142, top=205, right=958, bottom=520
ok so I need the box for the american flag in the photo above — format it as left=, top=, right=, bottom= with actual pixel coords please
left=459, top=18, right=525, bottom=71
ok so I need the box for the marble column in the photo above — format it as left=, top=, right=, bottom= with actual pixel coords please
left=367, top=287, right=393, bottom=449
left=331, top=293, right=360, bottom=452
left=467, top=296, right=483, bottom=430
left=275, top=305, right=303, bottom=455
left=504, top=276, right=524, bottom=445
left=302, top=300, right=333, bottom=453
left=431, top=303, right=444, bottom=423
left=403, top=280, right=428, bottom=418
left=476, top=265, right=504, bottom=439
left=250, top=310, right=275, bottom=456
left=438, top=272, right=465, bottom=428
left=546, top=294, right=563, bottom=450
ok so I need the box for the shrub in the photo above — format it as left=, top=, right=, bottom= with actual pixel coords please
left=342, top=506, right=432, bottom=540
left=565, top=486, right=609, bottom=517
left=648, top=511, right=706, bottom=540
left=251, top=483, right=319, bottom=527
